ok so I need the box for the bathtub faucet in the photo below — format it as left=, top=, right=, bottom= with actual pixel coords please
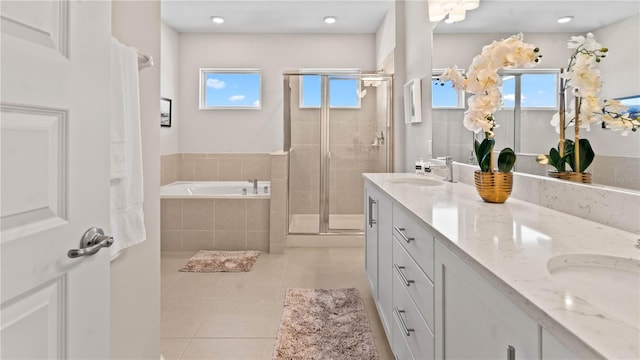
left=248, top=179, right=258, bottom=194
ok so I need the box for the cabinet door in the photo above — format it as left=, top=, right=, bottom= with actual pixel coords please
left=542, top=329, right=580, bottom=360
left=435, top=242, right=539, bottom=359
left=365, top=185, right=378, bottom=299
left=376, top=191, right=393, bottom=336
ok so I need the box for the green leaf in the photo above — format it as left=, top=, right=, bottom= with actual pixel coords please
left=474, top=139, right=481, bottom=164
left=548, top=147, right=566, bottom=172
left=476, top=138, right=494, bottom=172
left=497, top=148, right=516, bottom=172
left=564, top=139, right=595, bottom=172
left=578, top=138, right=595, bottom=172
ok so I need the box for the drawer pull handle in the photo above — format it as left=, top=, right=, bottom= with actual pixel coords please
left=368, top=197, right=377, bottom=227
left=507, top=345, right=516, bottom=360
left=394, top=306, right=415, bottom=336
left=394, top=264, right=415, bottom=287
left=394, top=226, right=414, bottom=243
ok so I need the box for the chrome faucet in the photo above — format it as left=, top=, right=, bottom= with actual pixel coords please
left=248, top=179, right=258, bottom=194
left=431, top=156, right=454, bottom=182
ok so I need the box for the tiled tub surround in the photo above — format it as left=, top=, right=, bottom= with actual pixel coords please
left=269, top=151, right=289, bottom=254
left=161, top=196, right=270, bottom=252
left=161, top=153, right=271, bottom=186
left=364, top=173, right=640, bottom=359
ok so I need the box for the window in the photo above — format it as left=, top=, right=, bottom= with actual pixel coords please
left=432, top=71, right=465, bottom=108
left=432, top=71, right=558, bottom=109
left=199, top=69, right=261, bottom=109
left=502, top=72, right=558, bottom=109
left=521, top=73, right=557, bottom=108
left=300, top=74, right=361, bottom=108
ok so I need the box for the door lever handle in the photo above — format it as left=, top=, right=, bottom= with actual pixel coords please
left=68, top=227, right=114, bottom=258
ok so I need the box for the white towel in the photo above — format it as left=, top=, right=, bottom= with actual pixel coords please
left=110, top=37, right=146, bottom=257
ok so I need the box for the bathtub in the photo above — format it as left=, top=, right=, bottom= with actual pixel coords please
left=160, top=181, right=271, bottom=252
left=161, top=181, right=271, bottom=199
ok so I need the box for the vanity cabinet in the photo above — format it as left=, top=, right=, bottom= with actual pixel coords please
left=435, top=241, right=540, bottom=359
left=542, top=329, right=580, bottom=360
left=364, top=184, right=393, bottom=337
left=391, top=204, right=436, bottom=359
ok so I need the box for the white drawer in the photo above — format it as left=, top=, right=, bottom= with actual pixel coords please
left=393, top=270, right=435, bottom=360
left=393, top=204, right=435, bottom=280
left=393, top=237, right=434, bottom=331
left=392, top=313, right=415, bottom=360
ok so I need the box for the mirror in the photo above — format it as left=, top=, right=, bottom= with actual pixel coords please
left=431, top=1, right=640, bottom=191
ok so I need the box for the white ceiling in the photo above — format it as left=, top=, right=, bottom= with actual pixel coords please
left=161, top=0, right=393, bottom=34
left=434, top=1, right=640, bottom=34
left=161, top=0, right=640, bottom=34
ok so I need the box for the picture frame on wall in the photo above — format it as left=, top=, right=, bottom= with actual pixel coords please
left=161, top=97, right=172, bottom=127
left=404, top=78, right=422, bottom=124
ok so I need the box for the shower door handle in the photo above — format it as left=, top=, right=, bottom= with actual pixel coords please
left=368, top=196, right=377, bottom=227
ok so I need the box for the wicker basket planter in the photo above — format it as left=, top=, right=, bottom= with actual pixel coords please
left=474, top=171, right=513, bottom=204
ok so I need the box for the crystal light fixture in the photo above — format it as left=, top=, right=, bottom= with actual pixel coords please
left=428, top=0, right=480, bottom=23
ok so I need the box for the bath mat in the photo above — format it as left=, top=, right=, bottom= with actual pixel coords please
left=179, top=250, right=260, bottom=272
left=273, top=288, right=378, bottom=360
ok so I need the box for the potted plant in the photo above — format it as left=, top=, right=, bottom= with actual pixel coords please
left=437, top=33, right=542, bottom=203
left=538, top=33, right=639, bottom=183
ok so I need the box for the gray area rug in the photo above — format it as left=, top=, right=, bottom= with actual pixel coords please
left=179, top=250, right=260, bottom=272
left=273, top=288, right=378, bottom=360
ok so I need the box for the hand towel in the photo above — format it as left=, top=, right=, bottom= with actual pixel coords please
left=110, top=37, right=146, bottom=258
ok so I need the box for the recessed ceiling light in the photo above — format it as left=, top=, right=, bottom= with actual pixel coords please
left=557, top=16, right=574, bottom=24
left=323, top=16, right=337, bottom=24
left=210, top=16, right=224, bottom=24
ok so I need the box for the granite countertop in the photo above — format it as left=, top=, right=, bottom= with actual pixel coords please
left=364, top=172, right=640, bottom=360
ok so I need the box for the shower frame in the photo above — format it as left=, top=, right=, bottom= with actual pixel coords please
left=283, top=71, right=394, bottom=235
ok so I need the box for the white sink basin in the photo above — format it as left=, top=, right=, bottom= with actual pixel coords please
left=547, top=254, right=640, bottom=328
left=386, top=177, right=443, bottom=187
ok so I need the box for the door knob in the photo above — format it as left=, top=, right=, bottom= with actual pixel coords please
left=68, top=227, right=114, bottom=258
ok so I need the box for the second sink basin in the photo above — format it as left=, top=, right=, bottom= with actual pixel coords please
left=386, top=176, right=443, bottom=187
left=547, top=253, right=640, bottom=328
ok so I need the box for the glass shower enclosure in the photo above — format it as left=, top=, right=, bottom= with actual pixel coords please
left=284, top=71, right=393, bottom=235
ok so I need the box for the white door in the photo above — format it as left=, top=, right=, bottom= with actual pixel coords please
left=1, top=1, right=111, bottom=359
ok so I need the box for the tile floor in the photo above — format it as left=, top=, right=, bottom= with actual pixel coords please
left=161, top=247, right=394, bottom=360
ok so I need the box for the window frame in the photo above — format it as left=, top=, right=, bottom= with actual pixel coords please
left=432, top=69, right=466, bottom=109
left=298, top=70, right=362, bottom=109
left=199, top=68, right=262, bottom=110
left=500, top=69, right=559, bottom=110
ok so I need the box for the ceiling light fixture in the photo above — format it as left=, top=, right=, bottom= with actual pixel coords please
left=427, top=0, right=480, bottom=23
left=557, top=16, right=574, bottom=24
left=210, top=16, right=224, bottom=24
left=324, top=16, right=337, bottom=24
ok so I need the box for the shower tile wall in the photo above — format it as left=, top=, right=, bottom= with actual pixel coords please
left=288, top=76, right=320, bottom=217
left=160, top=153, right=271, bottom=185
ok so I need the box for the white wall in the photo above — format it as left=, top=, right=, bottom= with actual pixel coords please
left=376, top=4, right=395, bottom=70
left=433, top=32, right=569, bottom=70
left=399, top=0, right=433, bottom=172
left=595, top=13, right=640, bottom=99
left=177, top=33, right=375, bottom=153
left=161, top=22, right=180, bottom=155
left=111, top=1, right=161, bottom=359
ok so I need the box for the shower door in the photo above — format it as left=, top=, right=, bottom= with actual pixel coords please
left=285, top=72, right=392, bottom=235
